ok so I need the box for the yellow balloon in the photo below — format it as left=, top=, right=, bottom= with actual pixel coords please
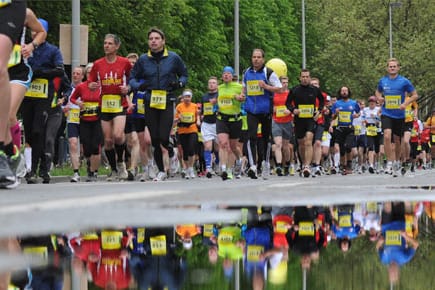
left=266, top=58, right=287, bottom=78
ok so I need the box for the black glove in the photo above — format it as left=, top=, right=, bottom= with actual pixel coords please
left=138, top=82, right=149, bottom=91
left=169, top=81, right=183, bottom=91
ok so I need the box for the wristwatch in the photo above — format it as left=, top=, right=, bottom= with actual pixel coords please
left=32, top=41, right=39, bottom=49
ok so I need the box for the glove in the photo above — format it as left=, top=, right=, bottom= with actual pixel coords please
left=138, top=82, right=149, bottom=91
left=169, top=81, right=183, bottom=90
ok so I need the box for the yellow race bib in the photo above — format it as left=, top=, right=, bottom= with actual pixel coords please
left=150, top=90, right=167, bottom=110
left=203, top=102, right=214, bottom=116
left=247, top=245, right=264, bottom=262
left=82, top=102, right=99, bottom=117
left=68, top=108, right=80, bottom=123
left=137, top=99, right=145, bottom=114
left=299, top=222, right=314, bottom=236
left=366, top=125, right=378, bottom=136
left=275, top=221, right=289, bottom=234
left=8, top=44, right=21, bottom=68
left=354, top=125, right=361, bottom=135
left=203, top=224, right=214, bottom=237
left=385, top=230, right=402, bottom=246
left=25, top=78, right=49, bottom=98
left=101, top=95, right=122, bottom=113
left=275, top=105, right=287, bottom=118
left=101, top=230, right=123, bottom=250
left=385, top=95, right=401, bottom=109
left=150, top=235, right=167, bottom=256
left=338, top=215, right=352, bottom=227
left=0, top=0, right=12, bottom=8
left=218, top=95, right=233, bottom=110
left=246, top=80, right=264, bottom=96
left=298, top=104, right=314, bottom=118
left=338, top=111, right=351, bottom=123
left=180, top=112, right=195, bottom=123
left=23, top=246, right=48, bottom=265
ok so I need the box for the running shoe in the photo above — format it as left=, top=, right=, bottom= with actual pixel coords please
left=117, top=162, right=128, bottom=180
left=8, top=147, right=26, bottom=178
left=25, top=171, right=37, bottom=184
left=0, top=151, right=15, bottom=187
left=289, top=164, right=295, bottom=176
left=86, top=172, right=98, bottom=182
left=330, top=166, right=337, bottom=175
left=181, top=169, right=187, bottom=179
left=148, top=164, right=157, bottom=179
left=153, top=171, right=167, bottom=181
left=140, top=167, right=149, bottom=182
left=276, top=166, right=283, bottom=176
left=261, top=161, right=270, bottom=180
left=188, top=167, right=196, bottom=179
left=368, top=166, right=375, bottom=174
left=106, top=170, right=115, bottom=181
left=41, top=173, right=51, bottom=184
left=71, top=172, right=80, bottom=182
left=234, top=159, right=242, bottom=177
left=221, top=171, right=228, bottom=181
left=247, top=165, right=258, bottom=179
left=206, top=168, right=214, bottom=178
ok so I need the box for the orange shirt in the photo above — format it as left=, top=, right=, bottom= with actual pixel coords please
left=425, top=116, right=435, bottom=134
left=175, top=102, right=198, bottom=134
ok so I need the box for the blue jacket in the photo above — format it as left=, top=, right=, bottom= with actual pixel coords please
left=129, top=48, right=188, bottom=102
left=243, top=66, right=274, bottom=114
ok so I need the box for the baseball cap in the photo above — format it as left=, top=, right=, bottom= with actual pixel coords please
left=368, top=96, right=376, bottom=102
left=38, top=18, right=49, bottom=32
left=222, top=66, right=234, bottom=75
left=182, top=90, right=192, bottom=97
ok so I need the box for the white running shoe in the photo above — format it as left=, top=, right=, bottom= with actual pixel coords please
left=153, top=171, right=167, bottom=181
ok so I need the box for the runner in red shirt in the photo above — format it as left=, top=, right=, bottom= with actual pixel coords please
left=88, top=34, right=132, bottom=181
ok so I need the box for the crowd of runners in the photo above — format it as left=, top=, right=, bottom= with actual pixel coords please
left=1, top=2, right=435, bottom=188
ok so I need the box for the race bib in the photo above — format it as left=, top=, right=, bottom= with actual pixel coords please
left=180, top=112, right=195, bottom=123
left=82, top=231, right=99, bottom=240
left=23, top=246, right=48, bottom=265
left=219, top=233, right=233, bottom=244
left=275, top=221, right=289, bottom=234
left=366, top=202, right=378, bottom=213
left=25, top=79, right=49, bottom=98
left=136, top=228, right=145, bottom=244
left=137, top=99, right=145, bottom=114
left=203, top=102, right=214, bottom=116
left=432, top=135, right=435, bottom=143
left=385, top=95, right=401, bottom=109
left=385, top=230, right=402, bottom=246
left=82, top=102, right=99, bottom=117
left=68, top=108, right=80, bottom=123
left=366, top=125, right=378, bottom=136
left=298, top=104, right=314, bottom=118
left=338, top=111, right=351, bottom=123
left=338, top=215, right=352, bottom=227
left=299, top=222, right=314, bottom=236
left=247, top=245, right=264, bottom=262
left=275, top=105, right=287, bottom=118
left=203, top=224, right=214, bottom=237
left=354, top=125, right=361, bottom=135
left=246, top=80, right=264, bottom=96
left=150, top=235, right=167, bottom=256
left=101, top=230, right=123, bottom=250
left=322, top=131, right=328, bottom=141
left=218, top=95, right=233, bottom=110
left=150, top=90, right=167, bottom=110
left=8, top=44, right=21, bottom=68
left=101, top=95, right=122, bottom=113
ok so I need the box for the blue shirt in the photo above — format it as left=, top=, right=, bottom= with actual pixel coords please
left=379, top=221, right=416, bottom=266
left=377, top=75, right=415, bottom=119
left=331, top=99, right=360, bottom=126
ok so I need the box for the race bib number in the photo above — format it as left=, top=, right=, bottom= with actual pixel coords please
left=339, top=215, right=352, bottom=227
left=385, top=230, right=402, bottom=246
left=101, top=230, right=123, bottom=250
left=180, top=112, right=195, bottom=123
left=68, top=108, right=80, bottom=123
left=101, top=95, right=122, bottom=113
left=246, top=80, right=264, bottom=96
left=203, top=224, right=214, bottom=237
left=275, top=105, right=287, bottom=118
left=299, top=222, right=314, bottom=236
left=23, top=246, right=48, bottom=265
left=82, top=231, right=99, bottom=240
left=136, top=228, right=145, bottom=244
left=8, top=44, right=21, bottom=68
left=150, top=90, right=167, bottom=110
left=354, top=125, right=361, bottom=136
left=219, top=233, right=233, bottom=244
left=385, top=95, right=401, bottom=109
left=218, top=95, right=233, bottom=110
left=366, top=125, right=378, bottom=136
left=298, top=104, right=314, bottom=118
left=322, top=131, right=329, bottom=141
left=25, top=79, right=49, bottom=98
left=150, top=235, right=167, bottom=256
left=83, top=102, right=99, bottom=117
left=247, top=245, right=264, bottom=262
left=405, top=108, right=413, bottom=119
left=432, top=135, right=435, bottom=143
left=203, top=102, right=214, bottom=116
left=0, top=0, right=11, bottom=8
left=338, top=111, right=351, bottom=123
left=137, top=99, right=145, bottom=114
left=366, top=202, right=378, bottom=213
left=275, top=221, right=289, bottom=234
